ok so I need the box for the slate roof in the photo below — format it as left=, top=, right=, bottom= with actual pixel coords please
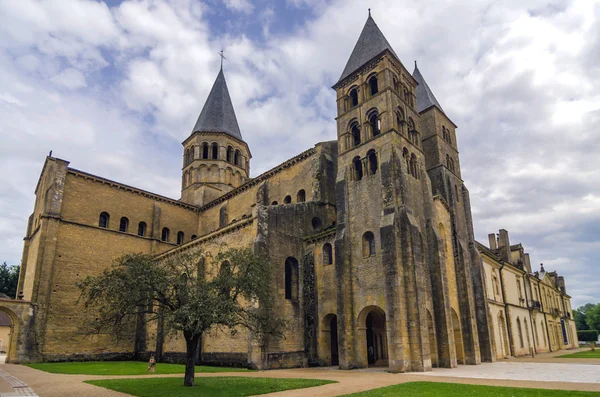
left=192, top=68, right=243, bottom=141
left=336, top=15, right=400, bottom=85
left=412, top=64, right=445, bottom=114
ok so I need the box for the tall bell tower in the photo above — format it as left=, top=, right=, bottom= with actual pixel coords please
left=331, top=11, right=491, bottom=374
left=332, top=12, right=437, bottom=373
left=181, top=66, right=251, bottom=206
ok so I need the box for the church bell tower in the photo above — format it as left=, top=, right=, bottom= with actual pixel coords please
left=181, top=66, right=251, bottom=206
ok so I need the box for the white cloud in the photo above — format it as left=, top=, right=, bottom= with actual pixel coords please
left=223, top=0, right=253, bottom=14
left=49, top=68, right=87, bottom=89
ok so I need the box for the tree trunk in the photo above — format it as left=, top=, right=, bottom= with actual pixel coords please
left=183, top=331, right=200, bottom=387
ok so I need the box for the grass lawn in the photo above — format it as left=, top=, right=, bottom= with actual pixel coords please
left=340, top=382, right=600, bottom=396
left=86, top=377, right=335, bottom=397
left=25, top=361, right=251, bottom=375
left=556, top=350, right=600, bottom=359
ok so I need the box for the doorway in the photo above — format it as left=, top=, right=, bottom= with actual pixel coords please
left=361, top=306, right=387, bottom=367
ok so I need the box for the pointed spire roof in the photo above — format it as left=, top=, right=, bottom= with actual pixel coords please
left=336, top=14, right=399, bottom=85
left=192, top=68, right=243, bottom=140
left=412, top=62, right=445, bottom=114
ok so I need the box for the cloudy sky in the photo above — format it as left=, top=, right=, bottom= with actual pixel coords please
left=0, top=0, right=598, bottom=308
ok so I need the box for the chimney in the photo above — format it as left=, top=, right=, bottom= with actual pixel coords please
left=488, top=233, right=497, bottom=250
left=558, top=276, right=566, bottom=294
left=497, top=229, right=511, bottom=262
left=524, top=253, right=532, bottom=273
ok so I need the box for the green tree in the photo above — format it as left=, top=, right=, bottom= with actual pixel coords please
left=574, top=309, right=588, bottom=330
left=574, top=303, right=599, bottom=331
left=78, top=248, right=284, bottom=387
left=0, top=262, right=20, bottom=298
left=585, top=303, right=600, bottom=332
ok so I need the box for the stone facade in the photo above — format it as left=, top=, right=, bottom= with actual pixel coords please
left=479, top=230, right=578, bottom=359
left=4, top=14, right=577, bottom=370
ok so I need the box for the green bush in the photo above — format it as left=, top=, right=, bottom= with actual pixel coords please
left=577, top=330, right=599, bottom=342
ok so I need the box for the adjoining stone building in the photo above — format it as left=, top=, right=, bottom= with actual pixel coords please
left=5, top=14, right=576, bottom=369
left=479, top=229, right=578, bottom=359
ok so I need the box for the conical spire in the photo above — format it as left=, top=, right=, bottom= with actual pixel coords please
left=192, top=68, right=242, bottom=140
left=412, top=63, right=445, bottom=114
left=336, top=14, right=400, bottom=85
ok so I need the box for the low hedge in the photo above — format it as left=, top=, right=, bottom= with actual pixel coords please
left=577, top=330, right=599, bottom=342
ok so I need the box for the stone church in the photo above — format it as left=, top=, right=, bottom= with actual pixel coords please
left=6, top=14, right=558, bottom=371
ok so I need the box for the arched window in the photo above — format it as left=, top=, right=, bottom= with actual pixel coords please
left=226, top=146, right=233, bottom=163
left=219, top=205, right=228, bottom=227
left=402, top=147, right=409, bottom=171
left=393, top=76, right=399, bottom=92
left=446, top=154, right=451, bottom=170
left=367, top=150, right=378, bottom=175
left=297, top=189, right=306, bottom=203
left=407, top=118, right=418, bottom=145
left=137, top=221, right=146, bottom=237
left=368, top=110, right=380, bottom=137
left=284, top=195, right=292, bottom=204
left=191, top=234, right=197, bottom=240
left=188, top=147, right=195, bottom=164
left=368, top=75, right=378, bottom=96
left=177, top=231, right=184, bottom=245
left=212, top=143, right=219, bottom=159
left=202, top=143, right=209, bottom=159
left=234, top=150, right=241, bottom=166
left=285, top=257, right=299, bottom=300
left=363, top=231, right=375, bottom=257
left=161, top=227, right=170, bottom=242
left=184, top=149, right=190, bottom=166
left=99, top=212, right=110, bottom=228
left=271, top=201, right=278, bottom=205
left=349, top=87, right=358, bottom=107
left=353, top=156, right=363, bottom=181
left=119, top=217, right=129, bottom=232
left=517, top=317, right=524, bottom=348
left=350, top=121, right=361, bottom=147
left=410, top=154, right=418, bottom=179
left=323, top=243, right=333, bottom=265
left=312, top=217, right=322, bottom=230
left=396, top=107, right=405, bottom=131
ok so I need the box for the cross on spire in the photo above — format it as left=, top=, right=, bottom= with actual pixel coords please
left=218, top=49, right=226, bottom=69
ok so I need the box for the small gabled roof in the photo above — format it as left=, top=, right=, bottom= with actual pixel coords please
left=336, top=14, right=400, bottom=85
left=412, top=63, right=445, bottom=114
left=192, top=68, right=243, bottom=141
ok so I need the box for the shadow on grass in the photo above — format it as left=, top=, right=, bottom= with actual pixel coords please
left=86, top=377, right=336, bottom=397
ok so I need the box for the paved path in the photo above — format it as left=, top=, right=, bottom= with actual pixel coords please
left=0, top=349, right=598, bottom=397
left=0, top=368, right=37, bottom=397
left=416, top=361, right=600, bottom=384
